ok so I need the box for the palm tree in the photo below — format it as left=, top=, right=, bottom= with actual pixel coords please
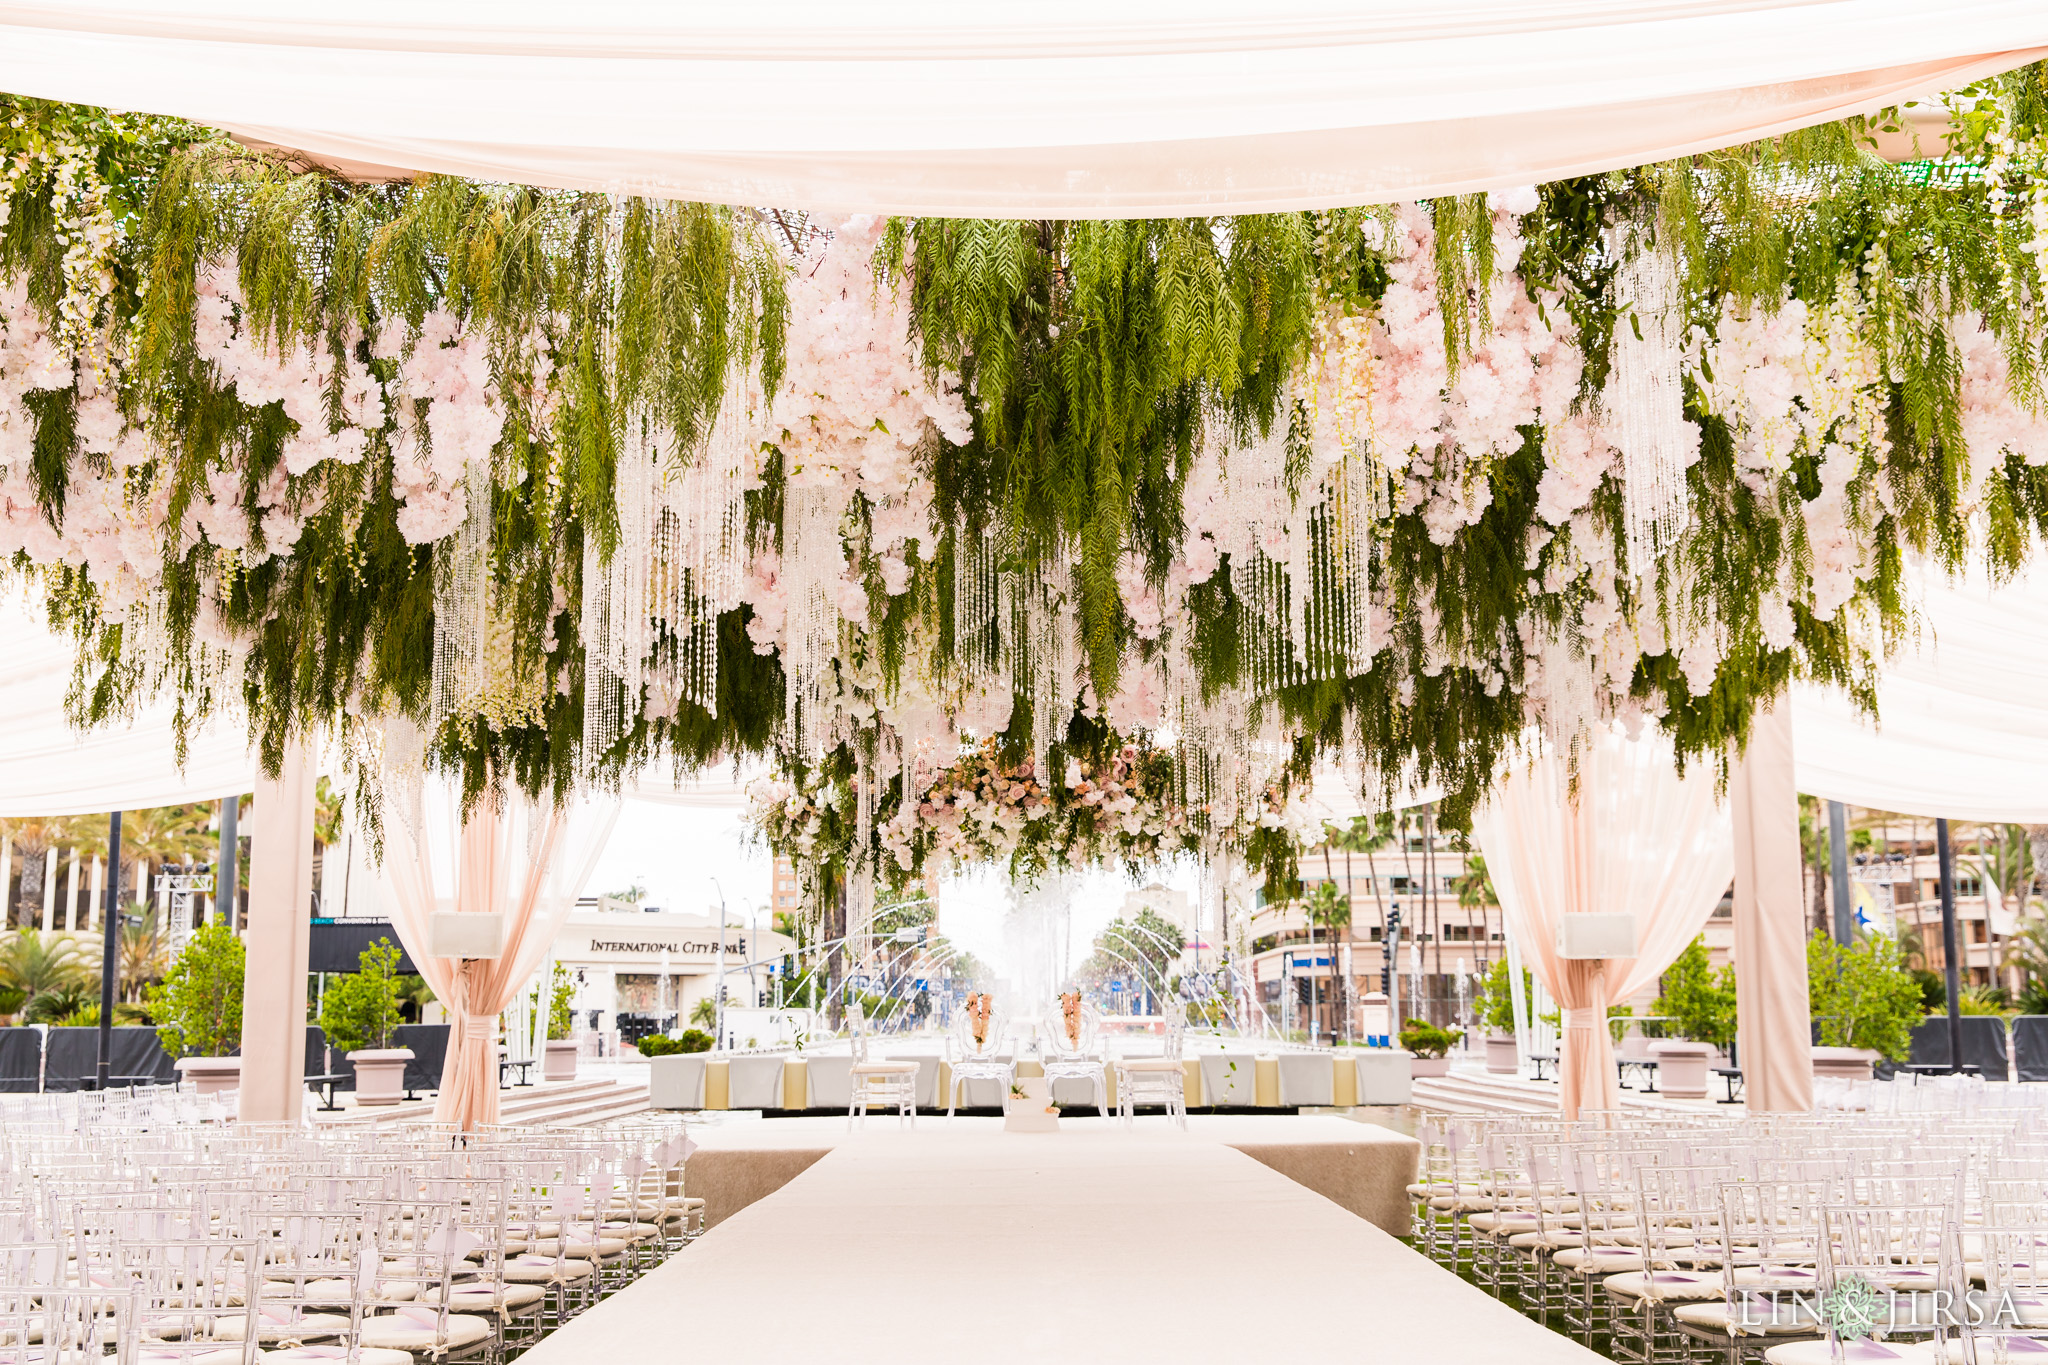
left=118, top=902, right=169, bottom=1002
left=2, top=816, right=96, bottom=928
left=0, top=929, right=92, bottom=1005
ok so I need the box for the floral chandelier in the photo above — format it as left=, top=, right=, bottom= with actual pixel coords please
left=4, top=74, right=2048, bottom=908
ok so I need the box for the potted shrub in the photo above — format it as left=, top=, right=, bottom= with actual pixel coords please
left=537, top=962, right=579, bottom=1081
left=1476, top=960, right=1527, bottom=1074
left=150, top=925, right=245, bottom=1094
left=319, top=938, right=413, bottom=1105
left=1807, top=930, right=1923, bottom=1083
left=1398, top=1018, right=1461, bottom=1077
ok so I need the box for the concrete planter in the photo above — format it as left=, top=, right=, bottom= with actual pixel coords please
left=1484, top=1034, right=1519, bottom=1075
left=1811, top=1046, right=1881, bottom=1083
left=173, top=1056, right=241, bottom=1095
left=1649, top=1040, right=1714, bottom=1099
left=346, top=1048, right=415, bottom=1106
left=1409, top=1056, right=1452, bottom=1078
left=543, top=1038, right=580, bottom=1082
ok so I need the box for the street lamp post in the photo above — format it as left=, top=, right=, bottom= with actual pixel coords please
left=711, top=878, right=727, bottom=1052
left=94, top=811, right=121, bottom=1090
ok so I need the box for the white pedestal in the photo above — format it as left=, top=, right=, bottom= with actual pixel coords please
left=1003, top=1076, right=1060, bottom=1132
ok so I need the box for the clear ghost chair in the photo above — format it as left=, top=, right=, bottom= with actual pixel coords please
left=1040, top=995, right=1108, bottom=1116
left=946, top=999, right=1013, bottom=1119
left=1112, top=1010, right=1187, bottom=1129
left=847, top=1004, right=920, bottom=1128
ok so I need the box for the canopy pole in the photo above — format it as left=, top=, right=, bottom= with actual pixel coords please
left=95, top=811, right=121, bottom=1090
left=1828, top=800, right=1853, bottom=945
left=216, top=795, right=239, bottom=931
left=1937, top=818, right=1964, bottom=1072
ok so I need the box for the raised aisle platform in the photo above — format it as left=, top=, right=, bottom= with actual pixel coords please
left=518, top=1124, right=1600, bottom=1365
left=684, top=1113, right=1419, bottom=1233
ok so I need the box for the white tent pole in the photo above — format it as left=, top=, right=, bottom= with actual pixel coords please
left=1505, top=927, right=1532, bottom=1070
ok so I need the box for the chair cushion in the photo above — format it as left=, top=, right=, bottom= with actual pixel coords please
left=418, top=1282, right=548, bottom=1313
left=1672, top=1298, right=1819, bottom=1335
left=1602, top=1270, right=1724, bottom=1304
left=357, top=1309, right=494, bottom=1352
left=1552, top=1247, right=1644, bottom=1274
left=1765, top=1341, right=1934, bottom=1365
left=269, top=1349, right=416, bottom=1365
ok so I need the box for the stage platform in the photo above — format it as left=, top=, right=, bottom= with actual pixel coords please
left=520, top=1123, right=1599, bottom=1365
left=682, top=1113, right=1420, bottom=1235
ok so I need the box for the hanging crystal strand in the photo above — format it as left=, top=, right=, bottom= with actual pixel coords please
left=781, top=485, right=840, bottom=762
left=581, top=411, right=658, bottom=765
left=661, top=365, right=750, bottom=719
left=431, top=456, right=494, bottom=732
left=957, top=517, right=1006, bottom=681
left=1607, top=226, right=1693, bottom=580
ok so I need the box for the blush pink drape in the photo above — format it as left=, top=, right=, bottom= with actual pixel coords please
left=377, top=785, right=619, bottom=1129
left=1729, top=704, right=1815, bottom=1112
left=1470, top=727, right=1734, bottom=1121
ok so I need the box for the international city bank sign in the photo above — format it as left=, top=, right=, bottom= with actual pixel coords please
left=557, top=919, right=793, bottom=965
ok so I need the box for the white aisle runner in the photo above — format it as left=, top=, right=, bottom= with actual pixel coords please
left=520, top=1127, right=1605, bottom=1364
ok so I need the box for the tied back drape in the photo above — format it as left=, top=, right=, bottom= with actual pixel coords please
left=0, top=3, right=2042, bottom=215
left=1471, top=728, right=1734, bottom=1120
left=377, top=785, right=618, bottom=1129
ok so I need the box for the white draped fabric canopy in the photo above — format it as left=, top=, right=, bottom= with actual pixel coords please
left=0, top=2, right=2041, bottom=216
left=0, top=594, right=256, bottom=817
left=1791, top=564, right=2048, bottom=822
left=1471, top=727, right=1736, bottom=1119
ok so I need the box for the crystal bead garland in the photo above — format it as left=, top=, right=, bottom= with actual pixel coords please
left=1012, top=545, right=1080, bottom=779
left=648, top=381, right=748, bottom=720
left=1607, top=231, right=1693, bottom=580
left=431, top=456, right=493, bottom=734
left=950, top=516, right=1003, bottom=688
left=579, top=411, right=657, bottom=772
left=779, top=484, right=844, bottom=763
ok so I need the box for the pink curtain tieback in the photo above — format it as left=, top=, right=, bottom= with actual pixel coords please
left=1561, top=1008, right=1604, bottom=1030
left=462, top=1014, right=498, bottom=1032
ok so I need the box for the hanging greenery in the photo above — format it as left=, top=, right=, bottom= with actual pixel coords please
left=4, top=68, right=2048, bottom=909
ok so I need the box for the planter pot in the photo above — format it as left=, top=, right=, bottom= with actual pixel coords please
left=346, top=1048, right=415, bottom=1106
left=1811, top=1046, right=1881, bottom=1083
left=1003, top=1075, right=1060, bottom=1133
left=1484, top=1034, right=1519, bottom=1075
left=543, top=1038, right=580, bottom=1082
left=1408, top=1056, right=1452, bottom=1078
left=174, top=1056, right=241, bottom=1096
left=1648, top=1040, right=1714, bottom=1099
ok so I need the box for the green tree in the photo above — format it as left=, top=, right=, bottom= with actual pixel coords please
left=1651, top=935, right=1738, bottom=1050
left=318, top=937, right=403, bottom=1053
left=530, top=961, right=575, bottom=1042
left=1807, top=930, right=1925, bottom=1060
left=689, top=996, right=716, bottom=1029
left=0, top=929, right=91, bottom=1005
left=149, top=924, right=244, bottom=1058
left=1476, top=958, right=1532, bottom=1035
left=1078, top=909, right=1186, bottom=988
left=1305, top=879, right=1351, bottom=934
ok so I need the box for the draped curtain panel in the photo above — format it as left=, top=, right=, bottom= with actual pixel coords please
left=0, top=2, right=2042, bottom=215
left=0, top=595, right=255, bottom=816
left=1472, top=727, right=1735, bottom=1120
left=1791, top=560, right=2048, bottom=821
left=376, top=783, right=619, bottom=1129
left=1731, top=704, right=1816, bottom=1113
